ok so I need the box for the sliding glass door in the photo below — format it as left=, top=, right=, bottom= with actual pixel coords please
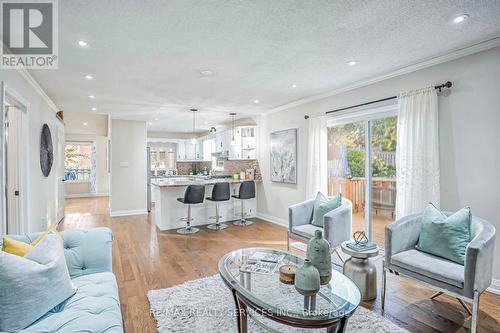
left=327, top=110, right=397, bottom=247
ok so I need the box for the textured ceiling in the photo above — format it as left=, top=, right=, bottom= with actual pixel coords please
left=30, top=0, right=500, bottom=132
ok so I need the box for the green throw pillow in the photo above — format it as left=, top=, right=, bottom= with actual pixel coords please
left=311, top=192, right=342, bottom=227
left=415, top=203, right=471, bottom=265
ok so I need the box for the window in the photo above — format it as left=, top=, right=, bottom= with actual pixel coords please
left=327, top=102, right=397, bottom=246
left=64, top=142, right=93, bottom=182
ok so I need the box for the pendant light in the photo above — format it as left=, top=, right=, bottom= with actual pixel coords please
left=230, top=112, right=236, bottom=146
left=190, top=108, right=197, bottom=144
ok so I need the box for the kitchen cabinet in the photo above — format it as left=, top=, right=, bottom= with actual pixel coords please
left=176, top=126, right=256, bottom=161
left=185, top=140, right=196, bottom=160
left=229, top=127, right=242, bottom=160
left=177, top=141, right=186, bottom=161
left=195, top=139, right=203, bottom=160
left=176, top=138, right=203, bottom=161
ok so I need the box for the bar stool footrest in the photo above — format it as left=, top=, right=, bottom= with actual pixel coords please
left=206, top=223, right=228, bottom=230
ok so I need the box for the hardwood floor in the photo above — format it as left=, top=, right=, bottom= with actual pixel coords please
left=60, top=197, right=500, bottom=333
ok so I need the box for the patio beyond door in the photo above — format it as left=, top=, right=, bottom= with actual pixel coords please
left=327, top=114, right=397, bottom=247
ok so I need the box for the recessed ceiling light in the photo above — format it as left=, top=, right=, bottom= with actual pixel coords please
left=253, top=99, right=260, bottom=104
left=84, top=74, right=93, bottom=80
left=83, top=122, right=88, bottom=126
left=200, top=70, right=213, bottom=76
left=91, top=107, right=97, bottom=111
left=88, top=95, right=95, bottom=99
left=291, top=84, right=297, bottom=88
left=76, top=40, right=89, bottom=47
left=154, top=118, right=159, bottom=121
left=347, top=60, right=358, bottom=66
left=148, top=122, right=153, bottom=126
left=453, top=14, right=469, bottom=24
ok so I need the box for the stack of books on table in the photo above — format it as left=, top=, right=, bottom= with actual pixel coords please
left=346, top=241, right=377, bottom=252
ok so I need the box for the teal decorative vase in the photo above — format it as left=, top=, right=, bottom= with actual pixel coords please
left=294, top=259, right=320, bottom=296
left=306, top=230, right=332, bottom=285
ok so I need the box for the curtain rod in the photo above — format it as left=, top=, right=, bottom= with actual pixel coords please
left=304, top=81, right=452, bottom=119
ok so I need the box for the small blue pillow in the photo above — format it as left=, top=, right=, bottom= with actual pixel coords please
left=311, top=192, right=342, bottom=227
left=416, top=203, right=471, bottom=265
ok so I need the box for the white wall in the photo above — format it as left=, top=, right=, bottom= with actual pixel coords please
left=110, top=119, right=147, bottom=216
left=0, top=71, right=62, bottom=233
left=65, top=112, right=110, bottom=197
left=257, top=46, right=500, bottom=280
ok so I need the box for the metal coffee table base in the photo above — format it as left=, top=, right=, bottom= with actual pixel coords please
left=343, top=257, right=377, bottom=301
left=229, top=288, right=349, bottom=333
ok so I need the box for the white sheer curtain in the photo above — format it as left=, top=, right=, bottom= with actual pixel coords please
left=306, top=115, right=328, bottom=199
left=395, top=86, right=440, bottom=219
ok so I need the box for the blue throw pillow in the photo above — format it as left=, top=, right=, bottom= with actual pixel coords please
left=415, top=203, right=471, bottom=265
left=311, top=192, right=342, bottom=227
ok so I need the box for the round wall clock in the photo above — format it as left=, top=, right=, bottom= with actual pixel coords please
left=40, top=124, right=53, bottom=177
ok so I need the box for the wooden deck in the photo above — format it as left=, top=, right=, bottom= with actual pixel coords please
left=352, top=211, right=394, bottom=246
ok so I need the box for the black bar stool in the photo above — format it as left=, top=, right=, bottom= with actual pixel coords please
left=232, top=180, right=255, bottom=227
left=177, top=185, right=205, bottom=234
left=206, top=182, right=230, bottom=230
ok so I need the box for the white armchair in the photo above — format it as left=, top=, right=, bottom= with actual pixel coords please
left=288, top=198, right=352, bottom=257
left=382, top=213, right=496, bottom=333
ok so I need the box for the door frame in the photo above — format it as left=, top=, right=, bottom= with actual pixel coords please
left=327, top=101, right=397, bottom=242
left=0, top=82, right=30, bottom=235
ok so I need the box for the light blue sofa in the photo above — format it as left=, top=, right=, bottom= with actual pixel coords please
left=0, top=228, right=123, bottom=333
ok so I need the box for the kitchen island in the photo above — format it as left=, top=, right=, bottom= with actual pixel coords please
left=152, top=177, right=257, bottom=231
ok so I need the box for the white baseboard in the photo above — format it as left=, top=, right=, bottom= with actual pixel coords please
left=256, top=212, right=288, bottom=227
left=110, top=209, right=148, bottom=217
left=65, top=192, right=109, bottom=199
left=487, top=279, right=500, bottom=295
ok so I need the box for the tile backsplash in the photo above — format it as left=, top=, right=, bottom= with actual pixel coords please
left=176, top=160, right=262, bottom=181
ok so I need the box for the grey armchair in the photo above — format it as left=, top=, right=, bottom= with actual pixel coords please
left=288, top=198, right=352, bottom=258
left=382, top=213, right=496, bottom=333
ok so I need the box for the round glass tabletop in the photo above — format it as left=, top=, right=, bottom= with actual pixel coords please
left=218, top=247, right=361, bottom=322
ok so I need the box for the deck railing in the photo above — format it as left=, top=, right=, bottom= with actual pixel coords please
left=65, top=167, right=91, bottom=181
left=328, top=177, right=396, bottom=217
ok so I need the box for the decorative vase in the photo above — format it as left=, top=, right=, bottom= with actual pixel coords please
left=306, top=230, right=332, bottom=285
left=294, top=259, right=320, bottom=296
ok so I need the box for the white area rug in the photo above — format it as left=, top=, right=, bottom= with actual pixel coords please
left=148, top=275, right=407, bottom=333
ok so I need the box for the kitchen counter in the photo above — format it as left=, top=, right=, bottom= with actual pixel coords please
left=152, top=176, right=259, bottom=187
left=152, top=177, right=257, bottom=231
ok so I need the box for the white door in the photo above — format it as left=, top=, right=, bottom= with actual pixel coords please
left=55, top=121, right=65, bottom=222
left=5, top=105, right=24, bottom=234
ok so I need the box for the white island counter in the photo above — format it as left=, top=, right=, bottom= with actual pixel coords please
left=152, top=177, right=257, bottom=231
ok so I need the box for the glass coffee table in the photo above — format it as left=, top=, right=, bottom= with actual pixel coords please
left=219, top=248, right=361, bottom=333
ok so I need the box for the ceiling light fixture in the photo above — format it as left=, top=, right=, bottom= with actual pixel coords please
left=230, top=112, right=237, bottom=146
left=76, top=40, right=89, bottom=47
left=88, top=95, right=95, bottom=99
left=200, top=70, right=213, bottom=76
left=190, top=108, right=198, bottom=144
left=91, top=107, right=97, bottom=111
left=84, top=74, right=94, bottom=80
left=291, top=84, right=297, bottom=88
left=453, top=14, right=469, bottom=23
left=154, top=117, right=159, bottom=121
left=347, top=60, right=358, bottom=66
left=148, top=122, right=153, bottom=126
left=83, top=122, right=88, bottom=126
left=253, top=99, right=260, bottom=104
